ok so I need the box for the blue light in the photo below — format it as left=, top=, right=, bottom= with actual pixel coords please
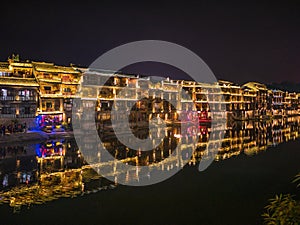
left=35, top=144, right=42, bottom=158
left=35, top=115, right=42, bottom=128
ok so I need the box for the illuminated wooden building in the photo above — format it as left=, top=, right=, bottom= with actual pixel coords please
left=161, top=78, right=181, bottom=121
left=242, top=82, right=271, bottom=118
left=284, top=92, right=298, bottom=116
left=183, top=81, right=208, bottom=119
left=271, top=89, right=285, bottom=117
left=0, top=57, right=82, bottom=128
left=32, top=62, right=81, bottom=127
left=181, top=80, right=226, bottom=122
left=77, top=70, right=182, bottom=132
left=1, top=56, right=300, bottom=130
left=241, top=86, right=256, bottom=119
left=0, top=61, right=38, bottom=125
left=218, top=80, right=245, bottom=120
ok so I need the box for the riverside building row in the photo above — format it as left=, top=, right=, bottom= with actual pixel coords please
left=0, top=58, right=299, bottom=128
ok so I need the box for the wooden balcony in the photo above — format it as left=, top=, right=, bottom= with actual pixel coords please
left=0, top=96, right=15, bottom=101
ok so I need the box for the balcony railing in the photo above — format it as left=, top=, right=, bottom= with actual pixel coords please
left=62, top=92, right=77, bottom=96
left=42, top=108, right=60, bottom=112
left=0, top=96, right=36, bottom=101
left=18, top=114, right=36, bottom=118
left=0, top=96, right=15, bottom=101
left=19, top=96, right=36, bottom=101
left=0, top=114, right=16, bottom=118
left=0, top=113, right=36, bottom=118
left=43, top=90, right=61, bottom=95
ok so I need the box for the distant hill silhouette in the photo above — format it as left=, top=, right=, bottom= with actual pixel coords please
left=267, top=81, right=300, bottom=93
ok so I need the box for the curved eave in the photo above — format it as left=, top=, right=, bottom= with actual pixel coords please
left=35, top=68, right=81, bottom=74
left=0, top=77, right=39, bottom=87
left=38, top=78, right=62, bottom=83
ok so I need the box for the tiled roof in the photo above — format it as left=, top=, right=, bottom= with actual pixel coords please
left=0, top=77, right=39, bottom=87
left=242, top=82, right=268, bottom=91
left=218, top=80, right=234, bottom=85
left=33, top=62, right=80, bottom=74
left=10, top=62, right=32, bottom=68
left=38, top=78, right=62, bottom=83
left=272, top=89, right=284, bottom=93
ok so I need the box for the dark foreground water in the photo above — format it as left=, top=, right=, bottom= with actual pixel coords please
left=1, top=118, right=300, bottom=225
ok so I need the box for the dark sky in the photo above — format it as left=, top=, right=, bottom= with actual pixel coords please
left=0, top=1, right=299, bottom=84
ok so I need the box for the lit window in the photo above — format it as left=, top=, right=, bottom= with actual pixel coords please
left=1, top=89, right=7, bottom=97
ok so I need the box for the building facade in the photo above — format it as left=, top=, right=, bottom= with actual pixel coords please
left=32, top=62, right=81, bottom=128
left=0, top=57, right=299, bottom=130
left=0, top=58, right=81, bottom=129
left=0, top=61, right=39, bottom=126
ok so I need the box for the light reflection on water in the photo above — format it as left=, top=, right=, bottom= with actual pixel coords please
left=0, top=116, right=299, bottom=211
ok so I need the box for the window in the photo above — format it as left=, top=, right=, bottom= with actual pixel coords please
left=43, top=73, right=51, bottom=79
left=1, top=89, right=7, bottom=97
left=46, top=102, right=52, bottom=109
left=64, top=87, right=71, bottom=93
left=54, top=100, right=60, bottom=111
left=19, top=90, right=31, bottom=97
left=62, top=75, right=70, bottom=82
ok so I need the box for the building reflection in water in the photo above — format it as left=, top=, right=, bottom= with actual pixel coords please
left=0, top=116, right=299, bottom=211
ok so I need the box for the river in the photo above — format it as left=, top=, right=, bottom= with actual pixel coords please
left=0, top=116, right=300, bottom=225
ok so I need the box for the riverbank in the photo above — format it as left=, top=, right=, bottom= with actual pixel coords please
left=0, top=130, right=74, bottom=145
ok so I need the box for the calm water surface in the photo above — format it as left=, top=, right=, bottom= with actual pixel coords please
left=0, top=117, right=300, bottom=225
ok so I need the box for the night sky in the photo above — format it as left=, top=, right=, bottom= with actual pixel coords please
left=0, top=1, right=299, bottom=84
